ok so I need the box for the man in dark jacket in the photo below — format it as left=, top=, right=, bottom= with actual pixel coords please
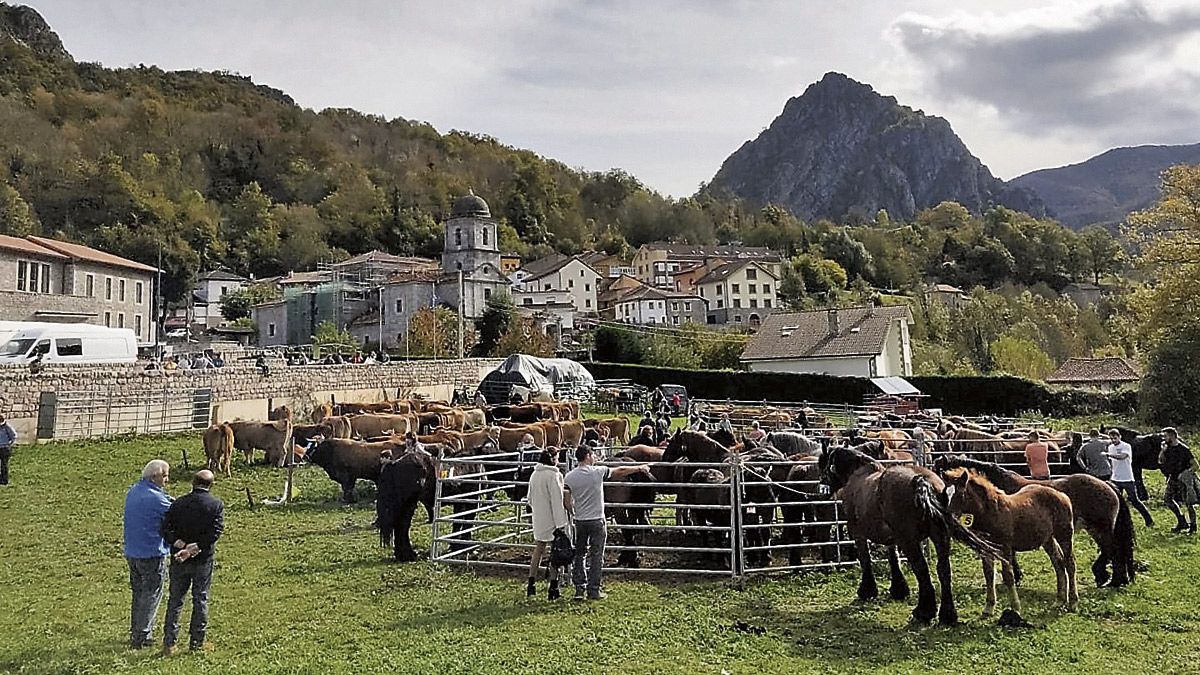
left=0, top=413, right=16, bottom=485
left=160, top=469, right=224, bottom=655
left=1160, top=427, right=1197, bottom=534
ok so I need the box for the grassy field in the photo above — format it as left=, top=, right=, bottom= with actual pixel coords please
left=3, top=428, right=1200, bottom=674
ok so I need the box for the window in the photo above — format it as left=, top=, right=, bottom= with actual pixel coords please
left=16, top=261, right=26, bottom=291
left=56, top=338, right=83, bottom=357
left=580, top=269, right=584, bottom=277
left=119, top=279, right=126, bottom=302
left=136, top=281, right=143, bottom=304
left=455, top=228, right=462, bottom=246
left=716, top=298, right=723, bottom=308
left=585, top=283, right=590, bottom=291
left=764, top=299, right=772, bottom=308
left=673, top=317, right=680, bottom=325
left=40, top=264, right=49, bottom=293
left=482, top=227, right=489, bottom=245
left=569, top=280, right=574, bottom=289
left=748, top=284, right=756, bottom=294
left=484, top=287, right=492, bottom=299
left=672, top=302, right=679, bottom=311
left=118, top=313, right=125, bottom=328
left=106, top=277, right=113, bottom=300
left=735, top=315, right=743, bottom=323
left=746, top=268, right=757, bottom=280
left=86, top=274, right=94, bottom=298
left=716, top=285, right=723, bottom=295
left=28, top=262, right=38, bottom=294
left=732, top=283, right=740, bottom=294
left=523, top=297, right=533, bottom=306
left=699, top=287, right=705, bottom=297
left=685, top=302, right=691, bottom=311
left=585, top=299, right=592, bottom=308
left=733, top=299, right=741, bottom=308
left=455, top=262, right=462, bottom=271
left=268, top=323, right=277, bottom=337
left=104, top=311, right=111, bottom=327
left=763, top=283, right=771, bottom=294
left=135, top=315, right=142, bottom=337
left=750, top=298, right=757, bottom=308
left=395, top=298, right=404, bottom=313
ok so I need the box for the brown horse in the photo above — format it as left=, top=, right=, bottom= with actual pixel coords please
left=934, top=455, right=1135, bottom=587
left=820, top=445, right=1002, bottom=625
left=604, top=448, right=662, bottom=568
left=943, top=468, right=1079, bottom=617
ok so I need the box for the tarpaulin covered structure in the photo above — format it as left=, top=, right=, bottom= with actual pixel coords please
left=478, top=354, right=595, bottom=404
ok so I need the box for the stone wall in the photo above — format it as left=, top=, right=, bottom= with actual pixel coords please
left=0, top=357, right=504, bottom=441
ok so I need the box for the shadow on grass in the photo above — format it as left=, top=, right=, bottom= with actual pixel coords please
left=0, top=637, right=167, bottom=674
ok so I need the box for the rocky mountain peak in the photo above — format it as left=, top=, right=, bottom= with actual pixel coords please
left=0, top=3, right=72, bottom=61
left=705, top=72, right=1043, bottom=222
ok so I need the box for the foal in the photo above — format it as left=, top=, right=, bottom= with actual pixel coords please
left=943, top=468, right=1079, bottom=616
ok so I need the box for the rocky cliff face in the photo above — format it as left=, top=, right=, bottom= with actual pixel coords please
left=1011, top=143, right=1200, bottom=229
left=705, top=72, right=1043, bottom=222
left=0, top=3, right=71, bottom=61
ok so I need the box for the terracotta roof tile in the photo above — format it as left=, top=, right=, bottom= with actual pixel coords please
left=0, top=234, right=68, bottom=260
left=1045, top=357, right=1140, bottom=384
left=27, top=236, right=158, bottom=273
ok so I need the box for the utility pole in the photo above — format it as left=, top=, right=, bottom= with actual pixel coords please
left=155, top=242, right=163, bottom=349
left=377, top=286, right=383, bottom=352
left=457, top=269, right=465, bottom=359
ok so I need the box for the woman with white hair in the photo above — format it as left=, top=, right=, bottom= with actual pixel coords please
left=526, top=449, right=570, bottom=600
left=123, top=459, right=173, bottom=649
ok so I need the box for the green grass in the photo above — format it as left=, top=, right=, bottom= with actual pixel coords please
left=3, top=428, right=1200, bottom=674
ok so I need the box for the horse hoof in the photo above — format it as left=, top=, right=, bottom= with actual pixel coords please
left=939, top=610, right=959, bottom=626
left=890, top=586, right=910, bottom=601
left=856, top=588, right=878, bottom=602
left=910, top=610, right=935, bottom=626
left=1094, top=571, right=1111, bottom=588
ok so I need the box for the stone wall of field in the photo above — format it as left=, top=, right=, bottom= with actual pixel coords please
left=0, top=358, right=503, bottom=442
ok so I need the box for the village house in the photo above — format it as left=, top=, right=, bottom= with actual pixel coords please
left=694, top=260, right=779, bottom=326
left=924, top=283, right=968, bottom=311
left=511, top=253, right=600, bottom=313
left=188, top=269, right=248, bottom=330
left=1045, top=357, right=1140, bottom=391
left=631, top=242, right=782, bottom=289
left=614, top=285, right=707, bottom=326
left=0, top=233, right=158, bottom=343
left=741, top=306, right=914, bottom=377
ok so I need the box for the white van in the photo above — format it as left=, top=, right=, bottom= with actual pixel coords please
left=0, top=321, right=50, bottom=348
left=0, top=324, right=138, bottom=365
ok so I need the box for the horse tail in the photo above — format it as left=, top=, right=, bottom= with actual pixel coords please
left=377, top=462, right=397, bottom=550
left=911, top=475, right=1004, bottom=560
left=1112, top=485, right=1137, bottom=583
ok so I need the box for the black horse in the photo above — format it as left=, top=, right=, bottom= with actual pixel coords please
left=377, top=447, right=437, bottom=562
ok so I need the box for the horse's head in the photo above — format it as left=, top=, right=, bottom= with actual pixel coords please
left=820, top=444, right=877, bottom=492
left=942, top=467, right=993, bottom=518
left=663, top=428, right=686, bottom=462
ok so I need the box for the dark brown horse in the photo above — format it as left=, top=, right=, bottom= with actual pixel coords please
left=607, top=445, right=665, bottom=567
left=943, top=468, right=1079, bottom=617
left=664, top=430, right=787, bottom=567
left=934, top=455, right=1135, bottom=587
left=820, top=445, right=1001, bottom=625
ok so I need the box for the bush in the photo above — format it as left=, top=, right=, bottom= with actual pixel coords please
left=1141, top=326, right=1200, bottom=426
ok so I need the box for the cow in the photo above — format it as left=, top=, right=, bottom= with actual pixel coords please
left=377, top=447, right=438, bottom=561
left=462, top=408, right=487, bottom=430
left=311, top=403, right=333, bottom=423
left=558, top=419, right=585, bottom=449
left=498, top=424, right=546, bottom=451
left=418, top=429, right=465, bottom=455
left=335, top=401, right=395, bottom=416
left=487, top=404, right=543, bottom=424
left=584, top=417, right=629, bottom=444
left=443, top=428, right=499, bottom=456
left=268, top=405, right=293, bottom=422
left=292, top=415, right=353, bottom=451
left=349, top=413, right=416, bottom=439
left=535, top=420, right=562, bottom=447
left=305, top=437, right=403, bottom=502
left=228, top=420, right=293, bottom=467
left=202, top=423, right=234, bottom=477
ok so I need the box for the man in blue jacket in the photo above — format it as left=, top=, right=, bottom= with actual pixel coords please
left=122, top=459, right=173, bottom=649
left=0, top=414, right=16, bottom=485
left=161, top=469, right=224, bottom=655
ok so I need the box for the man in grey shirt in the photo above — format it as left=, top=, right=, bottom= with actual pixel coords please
left=1077, top=429, right=1112, bottom=481
left=564, top=446, right=651, bottom=601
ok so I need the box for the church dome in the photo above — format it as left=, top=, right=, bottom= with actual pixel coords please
left=451, top=191, right=490, bottom=218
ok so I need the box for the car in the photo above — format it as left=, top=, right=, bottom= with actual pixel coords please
left=654, top=384, right=689, bottom=415
left=165, top=328, right=189, bottom=339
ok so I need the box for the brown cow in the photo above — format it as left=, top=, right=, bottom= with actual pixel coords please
left=462, top=408, right=487, bottom=430
left=228, top=420, right=293, bottom=467
left=292, top=415, right=353, bottom=451
left=558, top=419, right=584, bottom=449
left=586, top=417, right=628, bottom=444
left=536, top=420, right=562, bottom=447
left=419, top=429, right=465, bottom=455
left=335, top=401, right=395, bottom=416
left=268, top=405, right=293, bottom=422
left=306, top=437, right=403, bottom=502
left=311, top=403, right=333, bottom=423
left=498, top=424, right=545, bottom=451
left=202, top=423, right=234, bottom=477
left=350, top=413, right=416, bottom=439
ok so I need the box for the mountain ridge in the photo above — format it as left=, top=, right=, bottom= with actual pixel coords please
left=703, top=72, right=1045, bottom=222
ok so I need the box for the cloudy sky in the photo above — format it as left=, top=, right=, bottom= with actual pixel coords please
left=27, top=0, right=1200, bottom=197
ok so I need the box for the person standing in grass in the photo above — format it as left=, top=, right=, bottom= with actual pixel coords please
left=564, top=446, right=651, bottom=601
left=160, top=469, right=224, bottom=655
left=123, top=459, right=173, bottom=649
left=1078, top=429, right=1113, bottom=481
left=1105, top=429, right=1153, bottom=527
left=0, top=413, right=16, bottom=485
left=1024, top=431, right=1050, bottom=480
left=526, top=449, right=570, bottom=600
left=1160, top=427, right=1198, bottom=534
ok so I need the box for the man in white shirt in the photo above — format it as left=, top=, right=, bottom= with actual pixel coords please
left=1105, top=429, right=1153, bottom=527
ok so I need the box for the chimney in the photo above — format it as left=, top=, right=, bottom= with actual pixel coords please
left=828, top=308, right=840, bottom=335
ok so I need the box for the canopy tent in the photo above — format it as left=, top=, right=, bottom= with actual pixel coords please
left=478, top=354, right=595, bottom=404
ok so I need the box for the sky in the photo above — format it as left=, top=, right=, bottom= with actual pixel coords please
left=25, top=0, right=1200, bottom=197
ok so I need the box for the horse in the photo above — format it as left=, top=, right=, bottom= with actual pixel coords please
left=677, top=468, right=732, bottom=567
left=778, top=458, right=844, bottom=566
left=664, top=430, right=788, bottom=567
left=607, top=445, right=666, bottom=567
left=1103, top=426, right=1164, bottom=501
left=819, top=444, right=1002, bottom=625
left=764, top=431, right=823, bottom=457
left=709, top=427, right=737, bottom=450
left=934, top=455, right=1135, bottom=587
left=943, top=467, right=1079, bottom=617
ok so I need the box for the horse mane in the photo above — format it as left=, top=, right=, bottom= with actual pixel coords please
left=944, top=467, right=1006, bottom=505
left=939, top=455, right=1015, bottom=487
left=955, top=428, right=999, bottom=441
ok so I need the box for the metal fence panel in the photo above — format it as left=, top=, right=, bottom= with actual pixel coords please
left=41, top=386, right=212, bottom=440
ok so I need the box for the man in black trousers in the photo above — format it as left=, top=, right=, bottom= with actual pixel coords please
left=160, top=469, right=224, bottom=655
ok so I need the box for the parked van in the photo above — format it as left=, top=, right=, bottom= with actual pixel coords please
left=0, top=324, right=138, bottom=365
left=0, top=321, right=50, bottom=348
